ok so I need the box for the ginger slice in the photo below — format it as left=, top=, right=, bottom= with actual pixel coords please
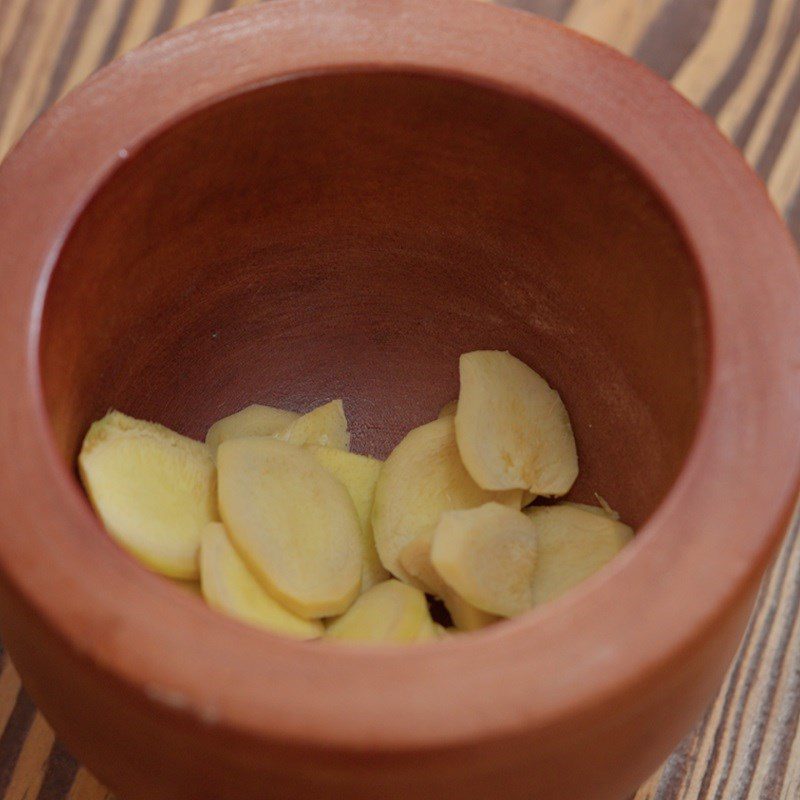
left=305, top=445, right=389, bottom=591
left=521, top=491, right=537, bottom=509
left=205, top=404, right=298, bottom=458
left=415, top=620, right=441, bottom=641
left=566, top=500, right=620, bottom=520
left=435, top=396, right=525, bottom=521
left=171, top=579, right=203, bottom=597
left=200, top=523, right=323, bottom=639
left=455, top=350, right=578, bottom=495
left=414, top=619, right=451, bottom=642
left=206, top=400, right=349, bottom=456
left=275, top=399, right=350, bottom=450
left=595, top=494, right=620, bottom=519
left=496, top=488, right=536, bottom=510
left=325, top=580, right=432, bottom=644
left=371, top=416, right=512, bottom=583
left=437, top=402, right=529, bottom=509
left=525, top=504, right=633, bottom=605
left=438, top=399, right=458, bottom=418
left=218, top=437, right=362, bottom=618
left=78, top=410, right=217, bottom=580
left=399, top=531, right=497, bottom=631
left=431, top=502, right=539, bottom=617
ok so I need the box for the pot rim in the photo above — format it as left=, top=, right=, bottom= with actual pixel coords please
left=0, top=0, right=799, bottom=752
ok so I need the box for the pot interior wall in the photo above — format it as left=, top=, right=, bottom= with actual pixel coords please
left=39, top=71, right=707, bottom=527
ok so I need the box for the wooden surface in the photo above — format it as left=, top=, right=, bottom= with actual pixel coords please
left=0, top=0, right=798, bottom=798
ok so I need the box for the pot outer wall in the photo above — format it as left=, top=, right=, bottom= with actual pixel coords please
left=0, top=567, right=762, bottom=800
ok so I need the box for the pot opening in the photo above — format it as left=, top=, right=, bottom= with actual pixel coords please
left=38, top=70, right=709, bottom=628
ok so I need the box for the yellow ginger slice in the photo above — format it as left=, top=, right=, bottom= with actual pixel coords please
left=78, top=410, right=216, bottom=580
left=439, top=399, right=534, bottom=510
left=171, top=579, right=203, bottom=597
left=414, top=619, right=450, bottom=642
left=325, top=580, right=433, bottom=644
left=399, top=531, right=497, bottom=631
left=525, top=504, right=633, bottom=605
left=520, top=491, right=537, bottom=509
left=371, top=416, right=517, bottom=583
left=205, top=404, right=298, bottom=458
left=218, top=437, right=362, bottom=618
left=499, top=488, right=531, bottom=510
left=431, top=502, right=539, bottom=617
left=438, top=400, right=458, bottom=418
left=305, top=445, right=388, bottom=591
left=275, top=399, right=350, bottom=450
left=455, top=350, right=578, bottom=495
left=566, top=499, right=620, bottom=520
left=595, top=494, right=620, bottom=519
left=200, top=523, right=323, bottom=639
left=437, top=395, right=528, bottom=533
left=414, top=620, right=439, bottom=641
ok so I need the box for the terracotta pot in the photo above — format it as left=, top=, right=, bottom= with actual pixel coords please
left=0, top=1, right=798, bottom=798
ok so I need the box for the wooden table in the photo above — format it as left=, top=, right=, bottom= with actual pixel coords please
left=1, top=0, right=799, bottom=798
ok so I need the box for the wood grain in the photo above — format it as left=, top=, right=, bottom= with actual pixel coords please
left=0, top=1, right=798, bottom=798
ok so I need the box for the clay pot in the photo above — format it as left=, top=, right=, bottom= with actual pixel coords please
left=0, top=2, right=798, bottom=798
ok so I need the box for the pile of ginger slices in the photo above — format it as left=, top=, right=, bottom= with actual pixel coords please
left=78, top=351, right=633, bottom=644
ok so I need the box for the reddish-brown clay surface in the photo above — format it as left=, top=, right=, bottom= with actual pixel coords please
left=0, top=2, right=798, bottom=799
left=42, top=70, right=706, bottom=527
